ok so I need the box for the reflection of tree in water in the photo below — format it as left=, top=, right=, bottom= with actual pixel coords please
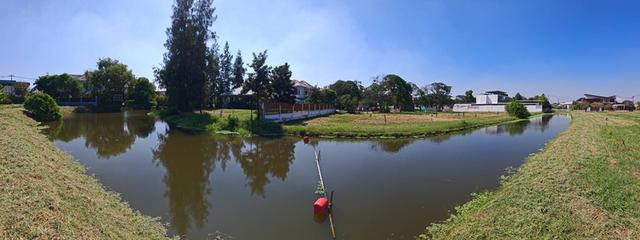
left=537, top=114, right=552, bottom=132
left=44, top=114, right=86, bottom=142
left=125, top=111, right=156, bottom=138
left=370, top=139, right=414, bottom=153
left=502, top=120, right=530, bottom=136
left=153, top=130, right=220, bottom=236
left=45, top=112, right=149, bottom=158
left=153, top=133, right=295, bottom=235
left=236, top=138, right=296, bottom=197
left=83, top=113, right=136, bottom=158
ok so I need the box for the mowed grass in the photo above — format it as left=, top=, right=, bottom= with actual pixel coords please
left=0, top=105, right=172, bottom=239
left=423, top=111, right=640, bottom=239
left=159, top=108, right=283, bottom=136
left=283, top=112, right=518, bottom=137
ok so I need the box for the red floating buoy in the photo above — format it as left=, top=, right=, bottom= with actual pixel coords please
left=303, top=135, right=310, bottom=143
left=313, top=197, right=329, bottom=215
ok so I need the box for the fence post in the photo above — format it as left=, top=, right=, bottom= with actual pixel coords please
left=278, top=103, right=282, bottom=121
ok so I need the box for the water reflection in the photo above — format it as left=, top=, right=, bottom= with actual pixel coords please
left=46, top=112, right=155, bottom=158
left=237, top=138, right=296, bottom=197
left=151, top=130, right=296, bottom=234
left=44, top=112, right=569, bottom=239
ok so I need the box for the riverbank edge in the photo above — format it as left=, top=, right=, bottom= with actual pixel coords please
left=0, top=105, right=172, bottom=239
left=421, top=111, right=640, bottom=239
left=282, top=113, right=544, bottom=139
left=150, top=109, right=543, bottom=139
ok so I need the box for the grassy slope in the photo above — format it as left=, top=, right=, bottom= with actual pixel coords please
left=0, top=105, right=171, bottom=239
left=158, top=109, right=283, bottom=136
left=424, top=111, right=640, bottom=239
left=283, top=112, right=520, bottom=137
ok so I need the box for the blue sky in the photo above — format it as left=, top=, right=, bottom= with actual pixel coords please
left=2, top=0, right=640, bottom=101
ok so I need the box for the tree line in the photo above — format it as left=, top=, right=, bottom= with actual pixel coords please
left=304, top=74, right=460, bottom=113
left=305, top=75, right=555, bottom=114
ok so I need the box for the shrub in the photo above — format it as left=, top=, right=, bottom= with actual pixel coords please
left=0, top=91, right=11, bottom=104
left=505, top=101, right=530, bottom=119
left=24, top=93, right=61, bottom=121
left=220, top=116, right=239, bottom=131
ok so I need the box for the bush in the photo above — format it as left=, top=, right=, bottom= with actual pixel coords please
left=24, top=93, right=61, bottom=122
left=0, top=91, right=12, bottom=104
left=505, top=101, right=530, bottom=119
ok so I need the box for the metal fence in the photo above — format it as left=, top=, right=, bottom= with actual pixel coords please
left=264, top=102, right=335, bottom=115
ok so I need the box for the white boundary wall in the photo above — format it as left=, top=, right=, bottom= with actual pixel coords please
left=453, top=104, right=543, bottom=113
left=264, top=109, right=336, bottom=122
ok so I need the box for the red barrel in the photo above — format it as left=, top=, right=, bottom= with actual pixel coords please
left=313, top=197, right=329, bottom=215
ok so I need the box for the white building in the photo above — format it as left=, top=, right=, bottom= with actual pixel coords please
left=453, top=93, right=543, bottom=113
left=292, top=80, right=312, bottom=103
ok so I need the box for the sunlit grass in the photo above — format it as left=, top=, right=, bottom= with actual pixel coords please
left=0, top=106, right=172, bottom=239
left=423, top=111, right=640, bottom=239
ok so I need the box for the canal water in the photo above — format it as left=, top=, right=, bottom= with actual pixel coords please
left=44, top=113, right=570, bottom=239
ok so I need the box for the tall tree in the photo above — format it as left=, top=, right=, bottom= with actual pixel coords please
left=155, top=0, right=216, bottom=112
left=269, top=63, right=295, bottom=103
left=464, top=90, right=476, bottom=103
left=125, top=77, right=157, bottom=110
left=34, top=73, right=83, bottom=99
left=214, top=41, right=233, bottom=107
left=306, top=87, right=322, bottom=103
left=329, top=80, right=363, bottom=99
left=85, top=58, right=135, bottom=110
left=381, top=74, right=414, bottom=111
left=242, top=51, right=271, bottom=119
left=231, top=50, right=245, bottom=89
left=424, top=82, right=452, bottom=111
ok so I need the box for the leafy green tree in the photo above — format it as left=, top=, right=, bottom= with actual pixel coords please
left=321, top=88, right=337, bottom=104
left=536, top=94, right=553, bottom=113
left=269, top=63, right=294, bottom=103
left=34, top=73, right=83, bottom=99
left=329, top=80, right=363, bottom=110
left=125, top=77, right=157, bottom=110
left=361, top=78, right=391, bottom=111
left=232, top=50, right=245, bottom=89
left=338, top=95, right=358, bottom=113
left=463, top=90, right=476, bottom=103
left=85, top=58, right=135, bottom=111
left=306, top=87, right=322, bottom=103
left=381, top=74, right=414, bottom=111
left=242, top=51, right=271, bottom=119
left=423, top=82, right=452, bottom=111
left=24, top=93, right=61, bottom=121
left=206, top=41, right=221, bottom=108
left=329, top=80, right=363, bottom=99
left=0, top=91, right=11, bottom=104
left=213, top=41, right=233, bottom=107
left=505, top=101, right=530, bottom=119
left=155, top=0, right=216, bottom=112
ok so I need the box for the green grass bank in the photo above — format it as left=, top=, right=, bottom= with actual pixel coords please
left=0, top=105, right=171, bottom=239
left=423, top=111, right=640, bottom=239
left=282, top=112, right=524, bottom=138
left=155, top=109, right=533, bottom=138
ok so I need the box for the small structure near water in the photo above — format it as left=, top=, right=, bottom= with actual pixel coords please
left=453, top=92, right=543, bottom=113
left=262, top=102, right=335, bottom=122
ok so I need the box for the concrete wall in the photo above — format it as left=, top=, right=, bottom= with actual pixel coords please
left=264, top=109, right=336, bottom=122
left=477, top=94, right=499, bottom=104
left=453, top=103, right=543, bottom=113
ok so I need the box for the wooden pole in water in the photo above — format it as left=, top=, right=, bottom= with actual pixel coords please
left=314, top=150, right=337, bottom=239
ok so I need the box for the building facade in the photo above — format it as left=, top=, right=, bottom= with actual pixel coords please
left=453, top=92, right=543, bottom=113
